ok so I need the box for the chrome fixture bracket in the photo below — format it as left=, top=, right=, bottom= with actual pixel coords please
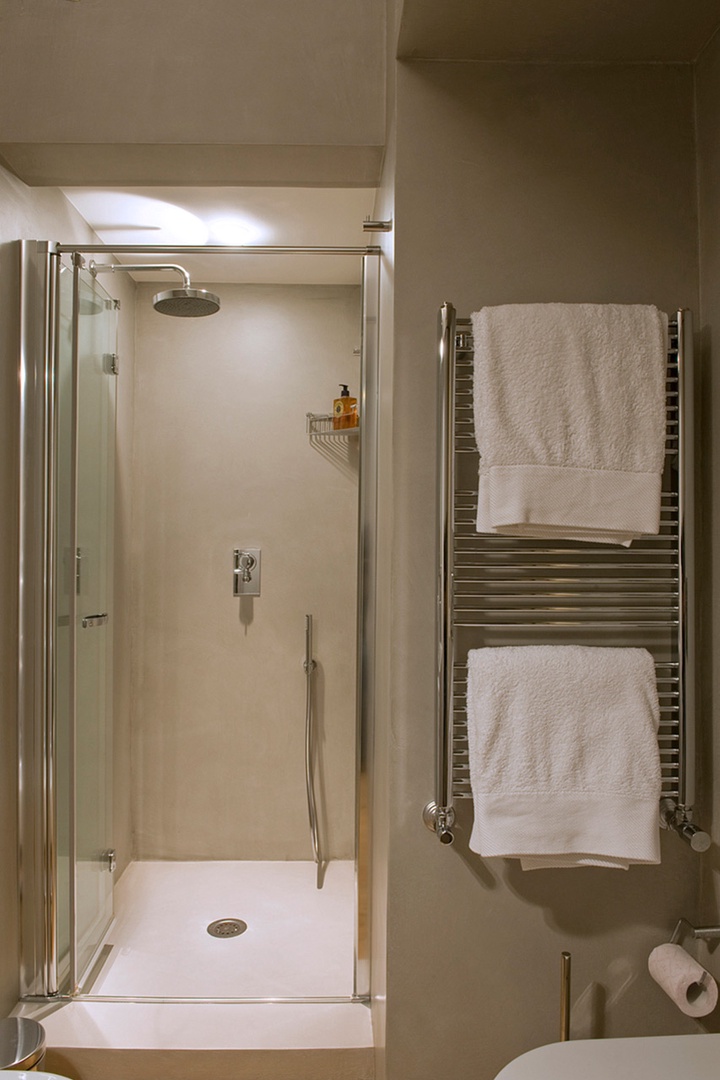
left=660, top=798, right=710, bottom=852
left=422, top=801, right=455, bottom=845
left=362, top=219, right=393, bottom=233
left=81, top=613, right=109, bottom=629
left=103, top=353, right=119, bottom=376
left=670, top=918, right=720, bottom=946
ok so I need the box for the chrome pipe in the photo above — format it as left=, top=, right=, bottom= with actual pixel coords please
left=303, top=615, right=323, bottom=888
left=40, top=247, right=61, bottom=993
left=19, top=240, right=59, bottom=997
left=670, top=918, right=720, bottom=944
left=59, top=244, right=381, bottom=256
left=43, top=248, right=60, bottom=996
left=425, top=302, right=458, bottom=845
left=560, top=952, right=572, bottom=1041
left=88, top=262, right=192, bottom=289
left=676, top=309, right=695, bottom=812
left=68, top=253, right=82, bottom=993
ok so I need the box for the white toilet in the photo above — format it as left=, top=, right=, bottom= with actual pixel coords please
left=494, top=1033, right=720, bottom=1079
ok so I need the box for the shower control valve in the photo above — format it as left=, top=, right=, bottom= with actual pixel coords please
left=238, top=552, right=256, bottom=581
left=233, top=547, right=261, bottom=597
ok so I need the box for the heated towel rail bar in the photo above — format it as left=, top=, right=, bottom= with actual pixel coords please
left=424, top=303, right=707, bottom=850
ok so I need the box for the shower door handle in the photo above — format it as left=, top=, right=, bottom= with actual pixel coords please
left=81, top=613, right=109, bottom=628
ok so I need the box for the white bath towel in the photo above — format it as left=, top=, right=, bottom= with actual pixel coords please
left=471, top=303, right=668, bottom=545
left=466, top=645, right=661, bottom=869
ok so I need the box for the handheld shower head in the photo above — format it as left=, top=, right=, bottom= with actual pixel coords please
left=88, top=261, right=221, bottom=318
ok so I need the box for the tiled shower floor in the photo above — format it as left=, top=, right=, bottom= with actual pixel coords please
left=88, top=859, right=356, bottom=998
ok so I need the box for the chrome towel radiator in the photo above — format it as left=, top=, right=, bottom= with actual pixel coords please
left=424, top=303, right=708, bottom=851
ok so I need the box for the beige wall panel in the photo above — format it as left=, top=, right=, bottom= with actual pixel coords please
left=45, top=1045, right=374, bottom=1080
left=0, top=1, right=384, bottom=150
left=695, top=31, right=720, bottom=953
left=397, top=0, right=720, bottom=62
left=386, top=60, right=702, bottom=1080
left=0, top=143, right=385, bottom=190
left=130, top=282, right=360, bottom=861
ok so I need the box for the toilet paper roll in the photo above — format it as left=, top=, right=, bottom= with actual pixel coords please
left=648, top=943, right=718, bottom=1017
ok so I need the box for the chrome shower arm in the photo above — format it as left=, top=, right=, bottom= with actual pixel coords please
left=88, top=262, right=192, bottom=289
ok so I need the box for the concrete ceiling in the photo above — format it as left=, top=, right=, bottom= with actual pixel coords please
left=397, top=0, right=720, bottom=62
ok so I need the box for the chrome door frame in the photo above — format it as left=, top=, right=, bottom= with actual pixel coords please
left=18, top=240, right=381, bottom=1004
left=18, top=240, right=61, bottom=996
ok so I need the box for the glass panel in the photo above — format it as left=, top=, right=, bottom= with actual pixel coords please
left=73, top=266, right=117, bottom=986
left=55, top=265, right=117, bottom=989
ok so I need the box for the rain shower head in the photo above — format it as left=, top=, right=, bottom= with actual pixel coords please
left=88, top=261, right=221, bottom=318
left=152, top=287, right=221, bottom=318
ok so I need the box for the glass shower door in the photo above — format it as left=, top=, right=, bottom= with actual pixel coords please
left=57, top=261, right=117, bottom=990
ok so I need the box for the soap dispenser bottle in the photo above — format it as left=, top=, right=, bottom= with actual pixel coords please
left=333, top=384, right=358, bottom=430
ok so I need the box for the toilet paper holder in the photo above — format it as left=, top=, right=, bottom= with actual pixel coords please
left=670, top=918, right=720, bottom=947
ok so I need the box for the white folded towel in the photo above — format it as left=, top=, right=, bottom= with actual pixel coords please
left=471, top=303, right=668, bottom=545
left=466, top=645, right=661, bottom=869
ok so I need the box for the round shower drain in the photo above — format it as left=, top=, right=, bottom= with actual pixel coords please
left=207, top=918, right=248, bottom=938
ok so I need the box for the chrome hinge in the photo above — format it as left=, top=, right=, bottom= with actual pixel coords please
left=104, top=352, right=119, bottom=375
left=102, top=849, right=117, bottom=873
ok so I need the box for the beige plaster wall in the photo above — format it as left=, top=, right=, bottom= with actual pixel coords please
left=384, top=60, right=703, bottom=1080
left=695, top=32, right=720, bottom=944
left=129, top=282, right=360, bottom=860
left=0, top=0, right=385, bottom=186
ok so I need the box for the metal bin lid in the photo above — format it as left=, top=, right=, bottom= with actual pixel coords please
left=0, top=1017, right=46, bottom=1070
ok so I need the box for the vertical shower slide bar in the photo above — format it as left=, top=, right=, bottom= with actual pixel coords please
left=304, top=614, right=324, bottom=888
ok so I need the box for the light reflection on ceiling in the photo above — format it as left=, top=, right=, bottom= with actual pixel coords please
left=62, top=186, right=377, bottom=285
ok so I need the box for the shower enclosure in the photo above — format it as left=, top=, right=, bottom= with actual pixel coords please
left=18, top=240, right=380, bottom=1004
